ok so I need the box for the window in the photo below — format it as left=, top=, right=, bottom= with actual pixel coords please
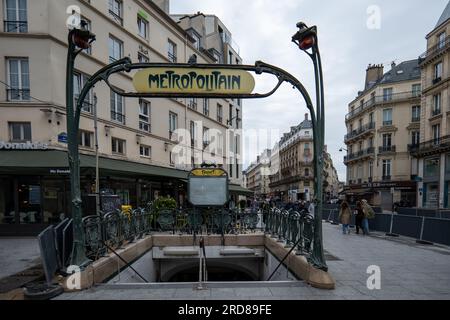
left=412, top=84, right=421, bottom=97
left=6, top=57, right=29, bottom=101
left=139, top=99, right=150, bottom=132
left=203, top=127, right=210, bottom=147
left=382, top=159, right=391, bottom=179
left=412, top=131, right=420, bottom=146
left=108, top=0, right=123, bottom=25
left=383, top=88, right=393, bottom=101
left=140, top=145, right=151, bottom=158
left=190, top=31, right=201, bottom=50
left=4, top=0, right=27, bottom=32
left=411, top=105, right=420, bottom=122
left=188, top=98, right=197, bottom=110
left=433, top=93, right=441, bottom=115
left=438, top=32, right=446, bottom=49
left=368, top=137, right=374, bottom=148
left=229, top=163, right=233, bottom=178
left=138, top=53, right=149, bottom=63
left=110, top=90, right=125, bottom=124
left=108, top=35, right=123, bottom=63
left=236, top=109, right=240, bottom=128
left=229, top=51, right=233, bottom=64
left=78, top=130, right=93, bottom=148
left=432, top=124, right=441, bottom=143
left=190, top=121, right=196, bottom=146
left=168, top=40, right=177, bottom=63
left=217, top=104, right=223, bottom=123
left=304, top=168, right=310, bottom=177
left=236, top=163, right=239, bottom=179
left=137, top=16, right=148, bottom=39
left=369, top=161, right=373, bottom=179
left=74, top=72, right=93, bottom=113
left=369, top=112, right=374, bottom=124
left=203, top=99, right=209, bottom=116
left=169, top=112, right=177, bottom=137
left=425, top=158, right=440, bottom=177
left=382, top=108, right=392, bottom=126
left=9, top=122, right=31, bottom=142
left=382, top=134, right=392, bottom=147
left=111, top=137, right=126, bottom=154
left=434, top=62, right=443, bottom=80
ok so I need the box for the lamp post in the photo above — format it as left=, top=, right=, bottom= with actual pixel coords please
left=66, top=23, right=96, bottom=267
left=292, top=22, right=328, bottom=271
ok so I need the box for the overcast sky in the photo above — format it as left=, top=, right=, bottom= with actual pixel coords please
left=171, top=0, right=449, bottom=181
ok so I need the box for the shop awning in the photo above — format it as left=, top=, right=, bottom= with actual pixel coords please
left=0, top=150, right=189, bottom=180
left=229, top=184, right=253, bottom=195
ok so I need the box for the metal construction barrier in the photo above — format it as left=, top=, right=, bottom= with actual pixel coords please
left=421, top=218, right=450, bottom=246
left=391, top=215, right=422, bottom=239
left=368, top=213, right=392, bottom=233
left=37, top=226, right=59, bottom=285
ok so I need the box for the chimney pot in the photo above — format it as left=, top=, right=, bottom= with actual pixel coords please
left=305, top=113, right=309, bottom=121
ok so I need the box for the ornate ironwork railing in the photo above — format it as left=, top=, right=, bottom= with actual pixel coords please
left=263, top=207, right=315, bottom=256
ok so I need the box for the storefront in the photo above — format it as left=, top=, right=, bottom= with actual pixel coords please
left=0, top=150, right=251, bottom=235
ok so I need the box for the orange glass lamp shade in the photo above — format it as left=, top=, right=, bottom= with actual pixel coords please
left=299, top=35, right=315, bottom=50
left=72, top=33, right=91, bottom=49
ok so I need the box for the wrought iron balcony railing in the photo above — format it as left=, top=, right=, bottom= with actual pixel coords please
left=344, top=122, right=375, bottom=141
left=111, top=110, right=125, bottom=124
left=379, top=145, right=396, bottom=153
left=346, top=91, right=421, bottom=121
left=343, top=147, right=375, bottom=163
left=419, top=35, right=450, bottom=64
left=382, top=175, right=391, bottom=181
left=168, top=52, right=177, bottom=63
left=3, top=20, right=28, bottom=32
left=411, top=116, right=420, bottom=123
left=431, top=108, right=442, bottom=117
left=6, top=88, right=30, bottom=101
left=411, top=135, right=450, bottom=155
left=109, top=10, right=123, bottom=26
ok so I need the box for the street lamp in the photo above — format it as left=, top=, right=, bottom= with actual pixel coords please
left=66, top=22, right=96, bottom=267
left=292, top=22, right=328, bottom=271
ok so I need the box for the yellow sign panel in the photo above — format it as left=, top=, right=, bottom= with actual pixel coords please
left=191, top=169, right=227, bottom=177
left=133, top=67, right=255, bottom=94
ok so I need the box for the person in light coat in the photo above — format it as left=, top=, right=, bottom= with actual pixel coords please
left=338, top=201, right=352, bottom=234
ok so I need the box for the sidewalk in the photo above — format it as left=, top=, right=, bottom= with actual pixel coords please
left=0, top=237, right=42, bottom=296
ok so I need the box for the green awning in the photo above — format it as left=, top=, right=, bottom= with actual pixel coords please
left=0, top=150, right=189, bottom=179
left=229, top=184, right=253, bottom=195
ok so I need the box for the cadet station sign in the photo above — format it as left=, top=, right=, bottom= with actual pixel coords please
left=133, top=67, right=255, bottom=95
left=188, top=167, right=229, bottom=207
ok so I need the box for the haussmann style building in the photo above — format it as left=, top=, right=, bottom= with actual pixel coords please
left=0, top=0, right=249, bottom=235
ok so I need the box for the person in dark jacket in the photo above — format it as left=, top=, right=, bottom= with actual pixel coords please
left=355, top=201, right=366, bottom=235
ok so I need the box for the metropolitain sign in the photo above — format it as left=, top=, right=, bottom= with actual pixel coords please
left=133, top=67, right=255, bottom=95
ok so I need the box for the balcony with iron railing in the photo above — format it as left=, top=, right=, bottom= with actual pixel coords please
left=344, top=122, right=375, bottom=142
left=419, top=35, right=450, bottom=65
left=379, top=145, right=396, bottom=154
left=346, top=91, right=421, bottom=121
left=111, top=110, right=125, bottom=124
left=6, top=88, right=30, bottom=101
left=382, top=175, right=391, bottom=181
left=410, top=135, right=450, bottom=155
left=109, top=10, right=123, bottom=26
left=343, top=147, right=375, bottom=163
left=423, top=73, right=450, bottom=91
left=411, top=116, right=420, bottom=123
left=431, top=108, right=442, bottom=117
left=168, top=52, right=177, bottom=63
left=3, top=20, right=27, bottom=32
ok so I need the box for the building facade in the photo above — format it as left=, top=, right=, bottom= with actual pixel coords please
left=269, top=114, right=315, bottom=202
left=343, top=61, right=421, bottom=209
left=244, top=149, right=271, bottom=200
left=412, top=3, right=450, bottom=208
left=323, top=145, right=340, bottom=202
left=0, top=0, right=245, bottom=235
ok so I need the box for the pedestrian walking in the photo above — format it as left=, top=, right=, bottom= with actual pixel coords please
left=361, top=199, right=374, bottom=235
left=355, top=201, right=365, bottom=235
left=338, top=201, right=352, bottom=234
